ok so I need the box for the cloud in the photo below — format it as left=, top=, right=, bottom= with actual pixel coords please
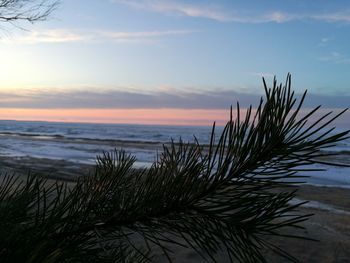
left=318, top=37, right=332, bottom=47
left=318, top=51, right=350, bottom=64
left=113, top=0, right=350, bottom=24
left=0, top=86, right=349, bottom=110
left=0, top=29, right=85, bottom=44
left=97, top=29, right=196, bottom=41
left=261, top=11, right=297, bottom=23
left=113, top=0, right=234, bottom=22
left=312, top=11, right=350, bottom=23
left=0, top=88, right=257, bottom=109
left=113, top=0, right=295, bottom=23
left=0, top=28, right=196, bottom=44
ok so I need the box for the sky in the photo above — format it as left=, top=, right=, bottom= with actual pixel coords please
left=0, top=0, right=349, bottom=126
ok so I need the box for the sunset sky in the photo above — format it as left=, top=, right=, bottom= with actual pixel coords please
left=0, top=0, right=349, bottom=126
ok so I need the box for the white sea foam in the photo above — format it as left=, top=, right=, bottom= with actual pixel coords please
left=298, top=164, right=350, bottom=187
left=291, top=198, right=350, bottom=215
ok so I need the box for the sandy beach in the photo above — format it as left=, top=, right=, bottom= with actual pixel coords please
left=1, top=155, right=349, bottom=262
left=265, top=185, right=350, bottom=262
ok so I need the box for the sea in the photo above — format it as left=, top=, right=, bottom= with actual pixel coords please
left=0, top=120, right=349, bottom=187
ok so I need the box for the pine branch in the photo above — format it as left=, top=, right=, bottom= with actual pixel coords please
left=0, top=74, right=348, bottom=262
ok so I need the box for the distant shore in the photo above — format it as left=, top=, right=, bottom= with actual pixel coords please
left=0, top=155, right=349, bottom=262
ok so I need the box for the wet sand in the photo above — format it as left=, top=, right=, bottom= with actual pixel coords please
left=0, top=155, right=93, bottom=181
left=265, top=185, right=350, bottom=262
left=0, top=155, right=349, bottom=262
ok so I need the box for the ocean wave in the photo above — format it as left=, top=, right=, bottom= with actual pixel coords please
left=0, top=131, right=64, bottom=139
left=291, top=198, right=350, bottom=215
left=0, top=131, right=164, bottom=145
left=0, top=120, right=215, bottom=143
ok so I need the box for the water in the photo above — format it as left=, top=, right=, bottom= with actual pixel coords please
left=0, top=120, right=218, bottom=164
left=0, top=120, right=349, bottom=186
left=0, top=120, right=215, bottom=143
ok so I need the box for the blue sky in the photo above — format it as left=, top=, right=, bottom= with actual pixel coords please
left=0, top=0, right=349, bottom=124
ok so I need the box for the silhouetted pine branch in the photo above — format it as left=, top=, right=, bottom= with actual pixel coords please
left=0, top=74, right=348, bottom=262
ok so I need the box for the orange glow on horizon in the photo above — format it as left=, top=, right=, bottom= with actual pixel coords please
left=0, top=108, right=234, bottom=126
left=0, top=108, right=348, bottom=129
